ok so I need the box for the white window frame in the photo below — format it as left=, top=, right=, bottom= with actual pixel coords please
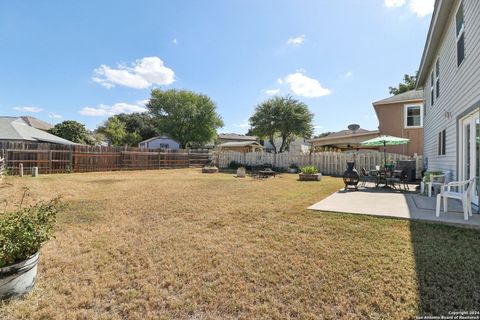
left=404, top=104, right=423, bottom=128
left=435, top=57, right=440, bottom=99
left=430, top=71, right=435, bottom=106
left=456, top=1, right=465, bottom=67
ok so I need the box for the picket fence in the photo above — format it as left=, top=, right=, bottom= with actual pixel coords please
left=217, top=151, right=423, bottom=178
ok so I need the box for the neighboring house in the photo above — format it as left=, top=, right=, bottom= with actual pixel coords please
left=309, top=128, right=380, bottom=151
left=217, top=133, right=258, bottom=144
left=20, top=116, right=53, bottom=131
left=0, top=117, right=74, bottom=145
left=263, top=137, right=311, bottom=153
left=416, top=0, right=480, bottom=194
left=138, top=135, right=181, bottom=150
left=217, top=141, right=263, bottom=153
left=373, top=90, right=424, bottom=156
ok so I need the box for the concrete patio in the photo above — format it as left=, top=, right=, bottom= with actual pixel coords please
left=308, top=183, right=480, bottom=227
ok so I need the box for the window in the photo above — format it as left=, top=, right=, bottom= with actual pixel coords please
left=435, top=58, right=440, bottom=98
left=430, top=72, right=435, bottom=106
left=159, top=143, right=170, bottom=149
left=456, top=1, right=465, bottom=66
left=438, top=129, right=446, bottom=155
left=405, top=104, right=423, bottom=127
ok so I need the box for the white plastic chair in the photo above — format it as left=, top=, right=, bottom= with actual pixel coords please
left=435, top=177, right=476, bottom=220
left=427, top=174, right=446, bottom=197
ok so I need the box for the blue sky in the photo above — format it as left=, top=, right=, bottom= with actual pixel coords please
left=0, top=0, right=434, bottom=134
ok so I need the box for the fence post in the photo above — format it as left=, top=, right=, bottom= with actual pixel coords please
left=19, top=163, right=23, bottom=177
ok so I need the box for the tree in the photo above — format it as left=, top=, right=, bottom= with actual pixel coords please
left=389, top=73, right=418, bottom=95
left=313, top=132, right=334, bottom=139
left=249, top=95, right=314, bottom=154
left=147, top=89, right=224, bottom=148
left=48, top=120, right=94, bottom=145
left=113, top=113, right=159, bottom=142
left=96, top=113, right=158, bottom=147
left=96, top=117, right=127, bottom=146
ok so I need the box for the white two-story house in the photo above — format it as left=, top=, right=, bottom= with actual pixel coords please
left=416, top=0, right=480, bottom=204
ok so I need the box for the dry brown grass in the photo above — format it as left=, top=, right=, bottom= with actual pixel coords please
left=0, top=169, right=478, bottom=319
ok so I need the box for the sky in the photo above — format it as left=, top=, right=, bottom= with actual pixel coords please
left=0, top=0, right=434, bottom=135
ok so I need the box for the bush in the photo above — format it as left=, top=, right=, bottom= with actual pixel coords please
left=289, top=163, right=299, bottom=170
left=228, top=161, right=242, bottom=169
left=300, top=165, right=318, bottom=174
left=423, top=171, right=444, bottom=183
left=0, top=198, right=62, bottom=268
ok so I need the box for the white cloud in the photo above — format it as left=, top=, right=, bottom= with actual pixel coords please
left=13, top=106, right=43, bottom=113
left=49, top=113, right=63, bottom=119
left=234, top=121, right=250, bottom=128
left=172, top=38, right=178, bottom=44
left=286, top=35, right=306, bottom=47
left=409, top=0, right=434, bottom=17
left=384, top=0, right=406, bottom=7
left=385, top=0, right=434, bottom=17
left=79, top=102, right=147, bottom=117
left=277, top=78, right=284, bottom=85
left=283, top=72, right=331, bottom=98
left=265, top=88, right=280, bottom=95
left=345, top=71, right=353, bottom=78
left=92, top=56, right=175, bottom=89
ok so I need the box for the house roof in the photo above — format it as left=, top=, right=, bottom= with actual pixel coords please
left=218, top=141, right=263, bottom=148
left=217, top=133, right=257, bottom=141
left=372, top=90, right=424, bottom=106
left=309, top=129, right=379, bottom=143
left=0, top=117, right=74, bottom=145
left=416, top=0, right=456, bottom=87
left=20, top=116, right=54, bottom=131
left=139, top=135, right=175, bottom=144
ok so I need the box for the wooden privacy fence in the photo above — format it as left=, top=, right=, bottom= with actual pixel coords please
left=217, top=151, right=423, bottom=178
left=0, top=142, right=211, bottom=175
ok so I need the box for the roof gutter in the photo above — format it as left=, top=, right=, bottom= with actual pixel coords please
left=416, top=0, right=455, bottom=89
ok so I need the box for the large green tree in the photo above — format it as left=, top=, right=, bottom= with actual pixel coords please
left=389, top=73, right=418, bottom=95
left=147, top=89, right=224, bottom=148
left=96, top=117, right=125, bottom=146
left=96, top=113, right=158, bottom=147
left=113, top=112, right=159, bottom=142
left=48, top=120, right=94, bottom=145
left=249, top=95, right=314, bottom=153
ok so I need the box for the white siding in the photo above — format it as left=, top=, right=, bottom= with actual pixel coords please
left=422, top=0, right=480, bottom=179
left=139, top=136, right=180, bottom=150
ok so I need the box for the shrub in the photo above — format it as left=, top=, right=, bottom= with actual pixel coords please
left=228, top=161, right=242, bottom=169
left=423, top=171, right=444, bottom=183
left=0, top=198, right=62, bottom=268
left=300, top=165, right=318, bottom=174
left=289, top=163, right=299, bottom=169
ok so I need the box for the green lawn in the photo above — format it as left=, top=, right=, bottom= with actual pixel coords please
left=0, top=169, right=479, bottom=319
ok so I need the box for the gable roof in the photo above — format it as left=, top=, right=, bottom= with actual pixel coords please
left=325, top=128, right=373, bottom=138
left=372, top=90, right=424, bottom=106
left=139, top=135, right=177, bottom=144
left=218, top=133, right=257, bottom=141
left=0, top=117, right=74, bottom=145
left=20, top=116, right=54, bottom=131
left=218, top=141, right=263, bottom=148
left=416, top=0, right=456, bottom=87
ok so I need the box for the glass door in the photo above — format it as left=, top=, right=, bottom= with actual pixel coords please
left=460, top=113, right=480, bottom=206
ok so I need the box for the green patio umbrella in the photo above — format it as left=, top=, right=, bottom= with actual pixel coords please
left=360, top=135, right=410, bottom=170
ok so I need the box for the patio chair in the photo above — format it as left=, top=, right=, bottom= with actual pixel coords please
left=426, top=173, right=446, bottom=197
left=385, top=170, right=409, bottom=191
left=435, top=177, right=476, bottom=220
left=359, top=167, right=376, bottom=187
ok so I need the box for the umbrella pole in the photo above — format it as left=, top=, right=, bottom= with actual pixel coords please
left=384, top=141, right=387, bottom=173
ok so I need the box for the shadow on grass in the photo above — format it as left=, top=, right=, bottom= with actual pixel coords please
left=410, top=220, right=480, bottom=315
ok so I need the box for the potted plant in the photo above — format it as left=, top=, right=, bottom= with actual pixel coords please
left=299, top=165, right=322, bottom=181
left=202, top=161, right=218, bottom=173
left=0, top=198, right=61, bottom=300
left=288, top=164, right=299, bottom=174
left=236, top=166, right=246, bottom=178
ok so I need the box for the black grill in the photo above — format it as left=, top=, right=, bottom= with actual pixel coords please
left=343, top=161, right=359, bottom=190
